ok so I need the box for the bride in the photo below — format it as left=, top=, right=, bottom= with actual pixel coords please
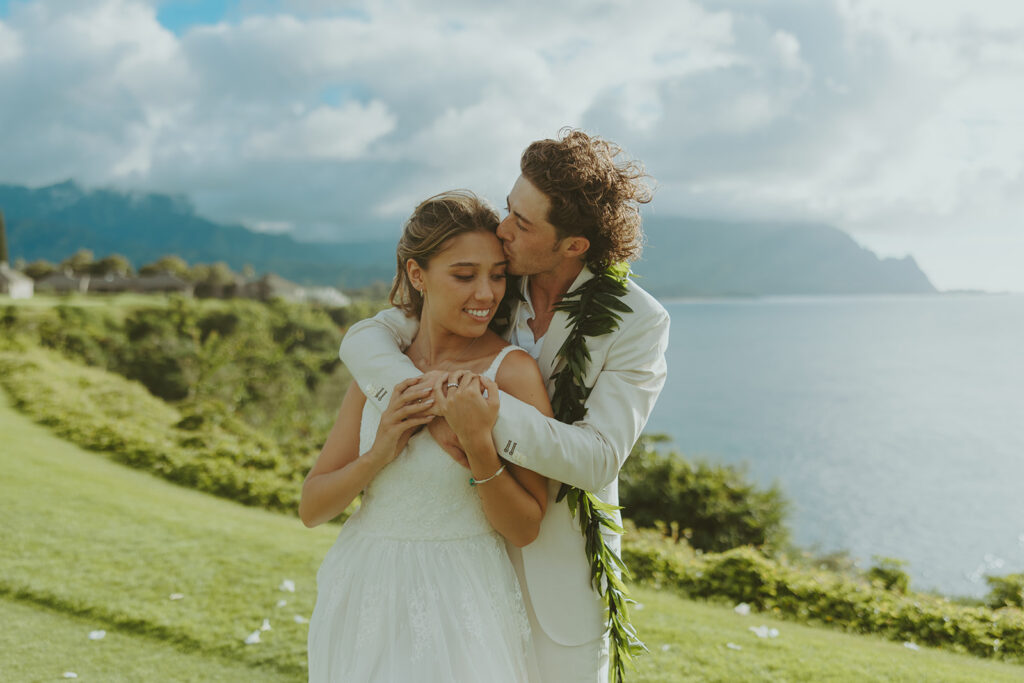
left=300, top=190, right=551, bottom=682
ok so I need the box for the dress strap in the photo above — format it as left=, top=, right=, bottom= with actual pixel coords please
left=481, top=345, right=525, bottom=380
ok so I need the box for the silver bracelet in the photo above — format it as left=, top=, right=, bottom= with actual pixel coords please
left=469, top=464, right=506, bottom=487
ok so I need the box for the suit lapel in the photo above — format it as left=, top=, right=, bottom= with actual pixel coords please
left=535, top=266, right=596, bottom=388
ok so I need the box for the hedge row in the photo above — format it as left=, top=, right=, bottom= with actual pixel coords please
left=0, top=347, right=305, bottom=514
left=622, top=525, right=1024, bottom=662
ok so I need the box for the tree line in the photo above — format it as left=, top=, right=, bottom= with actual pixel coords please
left=15, top=248, right=255, bottom=285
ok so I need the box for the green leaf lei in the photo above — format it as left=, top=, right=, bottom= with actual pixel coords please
left=551, top=262, right=646, bottom=683
left=490, top=262, right=645, bottom=680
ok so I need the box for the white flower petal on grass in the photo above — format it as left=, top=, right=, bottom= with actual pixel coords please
left=279, top=579, right=296, bottom=593
left=88, top=630, right=106, bottom=640
left=749, top=625, right=778, bottom=639
left=261, top=618, right=272, bottom=632
left=245, top=630, right=262, bottom=645
left=734, top=602, right=751, bottom=616
left=169, top=593, right=185, bottom=601
left=293, top=615, right=309, bottom=624
left=63, top=673, right=78, bottom=679
left=726, top=642, right=742, bottom=650
left=904, top=642, right=920, bottom=651
left=276, top=599, right=288, bottom=608
left=660, top=644, right=671, bottom=652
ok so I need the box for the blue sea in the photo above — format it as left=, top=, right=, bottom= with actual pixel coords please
left=644, top=294, right=1024, bottom=597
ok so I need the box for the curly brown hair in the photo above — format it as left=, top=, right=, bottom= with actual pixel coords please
left=389, top=190, right=500, bottom=318
left=520, top=128, right=653, bottom=270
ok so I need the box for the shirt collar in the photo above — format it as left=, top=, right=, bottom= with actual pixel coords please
left=519, top=276, right=536, bottom=319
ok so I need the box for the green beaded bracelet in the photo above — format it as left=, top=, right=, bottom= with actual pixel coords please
left=469, top=464, right=506, bottom=487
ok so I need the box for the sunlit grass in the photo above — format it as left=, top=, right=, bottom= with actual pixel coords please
left=628, top=586, right=1024, bottom=682
left=0, top=388, right=334, bottom=678
left=0, top=597, right=298, bottom=682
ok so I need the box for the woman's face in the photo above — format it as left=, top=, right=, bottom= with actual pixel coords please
left=409, top=230, right=508, bottom=337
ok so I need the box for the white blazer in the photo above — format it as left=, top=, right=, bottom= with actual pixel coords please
left=339, top=267, right=670, bottom=647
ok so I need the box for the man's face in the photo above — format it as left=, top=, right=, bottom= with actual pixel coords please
left=496, top=175, right=564, bottom=277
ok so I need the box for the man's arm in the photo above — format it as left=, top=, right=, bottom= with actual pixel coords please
left=493, top=304, right=670, bottom=492
left=338, top=307, right=421, bottom=411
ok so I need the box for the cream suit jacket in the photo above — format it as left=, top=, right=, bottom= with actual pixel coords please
left=338, top=267, right=670, bottom=646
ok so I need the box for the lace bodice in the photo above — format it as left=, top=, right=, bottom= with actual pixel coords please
left=346, top=346, right=522, bottom=541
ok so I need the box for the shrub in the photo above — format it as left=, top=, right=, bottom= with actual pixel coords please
left=619, top=435, right=788, bottom=552
left=2, top=296, right=356, bottom=444
left=0, top=348, right=307, bottom=515
left=987, top=573, right=1024, bottom=609
left=323, top=299, right=388, bottom=329
left=867, top=556, right=911, bottom=594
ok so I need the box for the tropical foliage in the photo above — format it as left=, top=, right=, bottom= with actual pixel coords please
left=620, top=434, right=789, bottom=552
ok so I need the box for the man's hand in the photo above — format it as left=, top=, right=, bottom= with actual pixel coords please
left=427, top=418, right=470, bottom=469
left=431, top=370, right=499, bottom=445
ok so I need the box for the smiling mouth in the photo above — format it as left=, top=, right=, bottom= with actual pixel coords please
left=465, top=308, right=491, bottom=320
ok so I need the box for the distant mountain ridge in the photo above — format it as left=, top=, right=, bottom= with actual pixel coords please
left=0, top=181, right=394, bottom=288
left=1, top=181, right=936, bottom=296
left=637, top=216, right=935, bottom=297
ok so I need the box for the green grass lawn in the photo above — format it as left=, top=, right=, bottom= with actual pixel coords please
left=629, top=586, right=1024, bottom=682
left=0, top=597, right=298, bottom=683
left=3, top=386, right=1023, bottom=682
left=0, top=388, right=335, bottom=679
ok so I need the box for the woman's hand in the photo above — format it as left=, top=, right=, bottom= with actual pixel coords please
left=404, top=369, right=450, bottom=416
left=431, top=370, right=499, bottom=447
left=366, top=378, right=436, bottom=466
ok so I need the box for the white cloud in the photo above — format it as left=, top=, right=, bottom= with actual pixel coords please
left=0, top=21, right=23, bottom=64
left=246, top=101, right=396, bottom=160
left=0, top=0, right=1021, bottom=289
left=772, top=30, right=805, bottom=71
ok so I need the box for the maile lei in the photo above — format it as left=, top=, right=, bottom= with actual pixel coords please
left=493, top=262, right=645, bottom=683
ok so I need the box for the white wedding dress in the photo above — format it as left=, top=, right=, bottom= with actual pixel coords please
left=308, top=345, right=537, bottom=682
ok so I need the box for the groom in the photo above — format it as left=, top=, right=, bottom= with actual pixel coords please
left=339, top=129, right=670, bottom=682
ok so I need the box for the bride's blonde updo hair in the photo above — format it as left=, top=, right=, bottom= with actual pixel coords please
left=389, top=190, right=500, bottom=318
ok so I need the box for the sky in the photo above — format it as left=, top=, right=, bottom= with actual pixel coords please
left=0, top=0, right=1022, bottom=292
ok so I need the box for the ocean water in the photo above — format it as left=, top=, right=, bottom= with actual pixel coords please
left=645, top=294, right=1024, bottom=597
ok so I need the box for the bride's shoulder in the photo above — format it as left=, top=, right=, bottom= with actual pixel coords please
left=493, top=345, right=534, bottom=373
left=493, top=347, right=551, bottom=415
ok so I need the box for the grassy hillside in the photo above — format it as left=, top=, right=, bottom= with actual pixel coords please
left=0, top=598, right=299, bottom=683
left=3, top=388, right=1024, bottom=681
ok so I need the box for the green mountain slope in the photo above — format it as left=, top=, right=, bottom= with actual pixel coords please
left=0, top=180, right=394, bottom=288
left=2, top=181, right=935, bottom=295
